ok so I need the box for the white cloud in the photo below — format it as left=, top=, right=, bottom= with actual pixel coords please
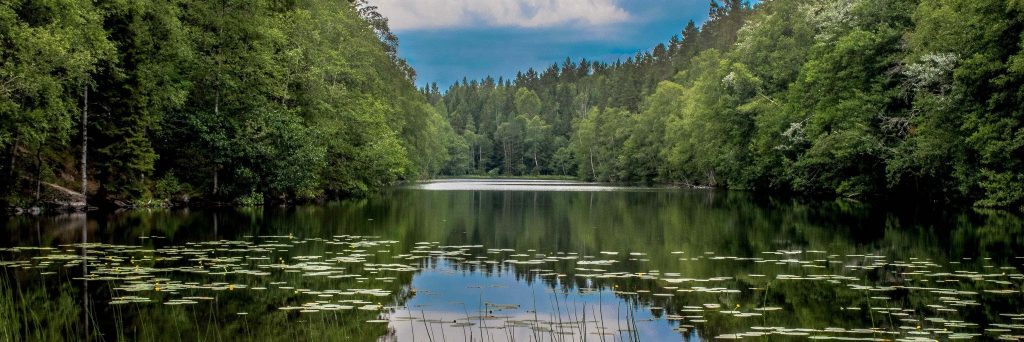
left=370, top=0, right=631, bottom=31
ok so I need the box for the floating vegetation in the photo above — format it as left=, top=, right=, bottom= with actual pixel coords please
left=2, top=230, right=1024, bottom=342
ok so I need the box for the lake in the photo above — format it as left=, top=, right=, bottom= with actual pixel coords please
left=2, top=179, right=1023, bottom=341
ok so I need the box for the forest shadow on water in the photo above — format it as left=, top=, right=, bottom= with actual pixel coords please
left=2, top=180, right=1024, bottom=341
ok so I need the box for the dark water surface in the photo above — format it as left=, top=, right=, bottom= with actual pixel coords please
left=2, top=179, right=1024, bottom=341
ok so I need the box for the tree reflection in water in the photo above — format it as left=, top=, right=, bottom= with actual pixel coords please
left=2, top=182, right=1023, bottom=341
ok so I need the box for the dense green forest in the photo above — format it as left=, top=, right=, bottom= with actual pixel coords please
left=3, top=0, right=1023, bottom=211
left=429, top=0, right=1024, bottom=211
left=0, top=0, right=461, bottom=208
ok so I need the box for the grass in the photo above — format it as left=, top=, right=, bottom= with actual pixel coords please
left=0, top=272, right=18, bottom=342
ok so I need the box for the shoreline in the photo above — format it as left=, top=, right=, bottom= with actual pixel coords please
left=2, top=177, right=1011, bottom=217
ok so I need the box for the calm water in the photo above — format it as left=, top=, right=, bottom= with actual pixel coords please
left=2, top=179, right=1024, bottom=341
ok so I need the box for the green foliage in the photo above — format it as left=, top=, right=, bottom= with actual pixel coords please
left=663, top=50, right=759, bottom=188
left=434, top=0, right=1024, bottom=211
left=514, top=88, right=542, bottom=117
left=618, top=81, right=681, bottom=183
left=153, top=173, right=190, bottom=201
left=522, top=114, right=551, bottom=174
left=5, top=0, right=1022, bottom=211
left=569, top=108, right=631, bottom=181
left=898, top=0, right=1024, bottom=207
left=0, top=0, right=114, bottom=205
left=236, top=192, right=264, bottom=207
left=432, top=0, right=753, bottom=178
left=0, top=0, right=456, bottom=206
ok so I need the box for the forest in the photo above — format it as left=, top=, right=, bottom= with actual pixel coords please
left=2, top=0, right=1022, bottom=211
left=429, top=0, right=1024, bottom=211
left=0, top=0, right=462, bottom=208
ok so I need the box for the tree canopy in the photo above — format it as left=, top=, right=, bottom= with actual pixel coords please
left=430, top=0, right=1024, bottom=211
left=3, top=0, right=1022, bottom=212
left=1, top=0, right=461, bottom=207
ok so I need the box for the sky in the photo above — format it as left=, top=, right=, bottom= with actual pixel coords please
left=370, top=0, right=721, bottom=88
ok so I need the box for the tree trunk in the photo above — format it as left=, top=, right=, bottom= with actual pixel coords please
left=503, top=141, right=511, bottom=175
left=6, top=135, right=16, bottom=181
left=213, top=167, right=219, bottom=196
left=509, top=143, right=516, bottom=175
left=213, top=89, right=220, bottom=196
left=518, top=145, right=524, bottom=175
left=533, top=150, right=539, bottom=174
left=588, top=147, right=596, bottom=180
left=34, top=147, right=42, bottom=203
left=81, top=85, right=88, bottom=207
left=215, top=89, right=220, bottom=117
left=1, top=134, right=19, bottom=204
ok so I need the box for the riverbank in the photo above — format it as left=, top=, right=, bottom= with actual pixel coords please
left=435, top=175, right=578, bottom=181
left=4, top=175, right=1011, bottom=216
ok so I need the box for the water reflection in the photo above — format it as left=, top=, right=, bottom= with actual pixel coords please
left=1, top=186, right=1023, bottom=341
left=411, top=179, right=639, bottom=192
left=391, top=258, right=677, bottom=341
left=81, top=213, right=90, bottom=342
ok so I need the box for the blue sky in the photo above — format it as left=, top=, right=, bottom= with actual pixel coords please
left=371, top=0, right=722, bottom=88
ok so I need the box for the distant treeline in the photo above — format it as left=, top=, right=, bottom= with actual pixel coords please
left=1, top=0, right=462, bottom=208
left=429, top=0, right=1024, bottom=210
